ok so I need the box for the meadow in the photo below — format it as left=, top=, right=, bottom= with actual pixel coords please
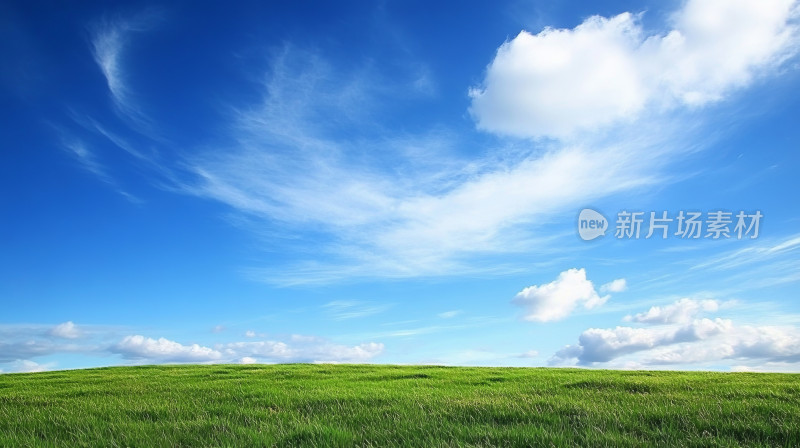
left=1, top=364, right=798, bottom=446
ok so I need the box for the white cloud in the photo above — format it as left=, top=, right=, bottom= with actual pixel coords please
left=730, top=362, right=800, bottom=373
left=624, top=298, right=719, bottom=324
left=75, top=4, right=797, bottom=285
left=92, top=24, right=126, bottom=105
left=239, top=357, right=257, bottom=364
left=187, top=48, right=665, bottom=284
left=512, top=268, right=610, bottom=322
left=470, top=13, right=646, bottom=138
left=315, top=342, right=384, bottom=363
left=245, top=330, right=257, bottom=338
left=693, top=234, right=800, bottom=272
left=113, top=335, right=223, bottom=363
left=113, top=334, right=384, bottom=365
left=643, top=323, right=800, bottom=366
left=223, top=340, right=383, bottom=363
left=90, top=11, right=161, bottom=126
left=517, top=350, right=539, bottom=358
left=62, top=140, right=111, bottom=182
left=56, top=132, right=141, bottom=203
left=0, top=323, right=102, bottom=363
left=323, top=301, right=391, bottom=320
left=290, top=334, right=323, bottom=343
left=564, top=318, right=731, bottom=364
left=0, top=322, right=384, bottom=370
left=469, top=0, right=799, bottom=138
left=8, top=360, right=53, bottom=373
left=551, top=298, right=800, bottom=369
left=656, top=0, right=798, bottom=105
left=50, top=321, right=82, bottom=339
left=600, top=278, right=628, bottom=293
left=437, top=310, right=462, bottom=319
left=222, top=341, right=293, bottom=359
left=111, top=335, right=383, bottom=363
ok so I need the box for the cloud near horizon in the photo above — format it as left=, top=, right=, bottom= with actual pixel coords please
left=0, top=322, right=384, bottom=371
left=550, top=298, right=800, bottom=368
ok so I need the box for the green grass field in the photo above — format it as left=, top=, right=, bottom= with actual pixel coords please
left=1, top=364, right=799, bottom=447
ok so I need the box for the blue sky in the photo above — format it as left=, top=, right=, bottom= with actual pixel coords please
left=2, top=0, right=800, bottom=373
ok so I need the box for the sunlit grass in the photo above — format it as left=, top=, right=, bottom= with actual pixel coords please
left=1, top=364, right=798, bottom=446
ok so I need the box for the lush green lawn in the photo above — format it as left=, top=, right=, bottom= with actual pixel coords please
left=1, top=364, right=798, bottom=447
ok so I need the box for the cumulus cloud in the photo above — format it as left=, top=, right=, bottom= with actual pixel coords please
left=551, top=298, right=800, bottom=369
left=512, top=268, right=610, bottom=322
left=49, top=321, right=82, bottom=339
left=559, top=318, right=732, bottom=364
left=470, top=0, right=799, bottom=138
left=470, top=13, right=646, bottom=138
left=223, top=340, right=383, bottom=363
left=0, top=321, right=384, bottom=370
left=644, top=323, right=800, bottom=365
left=111, top=333, right=383, bottom=365
left=600, top=278, right=627, bottom=293
left=157, top=3, right=795, bottom=285
left=65, top=3, right=798, bottom=285
left=624, top=298, right=719, bottom=324
left=114, top=335, right=224, bottom=363
left=0, top=323, right=101, bottom=363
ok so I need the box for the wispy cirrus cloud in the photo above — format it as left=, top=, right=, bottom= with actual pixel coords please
left=90, top=10, right=162, bottom=128
left=636, top=233, right=800, bottom=297
left=55, top=11, right=165, bottom=202
left=437, top=310, right=462, bottom=319
left=178, top=1, right=799, bottom=284
left=59, top=136, right=142, bottom=203
left=61, top=1, right=799, bottom=285
left=62, top=138, right=111, bottom=182
left=183, top=47, right=673, bottom=284
left=691, top=233, right=800, bottom=272
left=323, top=301, right=391, bottom=320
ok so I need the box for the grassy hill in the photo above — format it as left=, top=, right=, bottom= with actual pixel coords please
left=1, top=364, right=798, bottom=446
